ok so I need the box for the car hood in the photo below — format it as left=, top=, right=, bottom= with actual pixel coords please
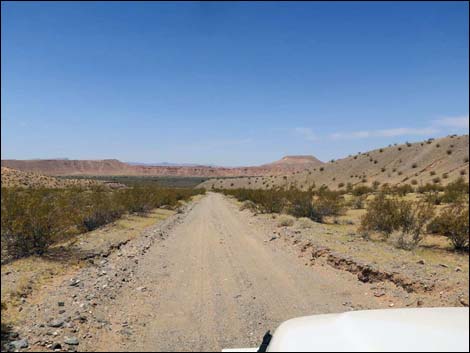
left=266, top=307, right=469, bottom=352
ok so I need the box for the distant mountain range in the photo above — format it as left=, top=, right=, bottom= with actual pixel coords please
left=1, top=155, right=323, bottom=177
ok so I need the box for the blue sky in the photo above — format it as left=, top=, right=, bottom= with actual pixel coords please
left=1, top=1, right=468, bottom=166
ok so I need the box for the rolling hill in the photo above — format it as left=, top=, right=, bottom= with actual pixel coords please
left=0, top=167, right=111, bottom=189
left=200, top=134, right=469, bottom=190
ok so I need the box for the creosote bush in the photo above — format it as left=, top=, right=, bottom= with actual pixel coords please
left=427, top=202, right=469, bottom=250
left=216, top=187, right=343, bottom=223
left=359, top=193, right=435, bottom=249
left=1, top=186, right=205, bottom=259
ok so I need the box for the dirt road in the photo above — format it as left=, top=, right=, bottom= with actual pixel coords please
left=87, top=193, right=386, bottom=351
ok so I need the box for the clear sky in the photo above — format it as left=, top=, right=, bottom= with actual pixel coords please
left=1, top=1, right=468, bottom=166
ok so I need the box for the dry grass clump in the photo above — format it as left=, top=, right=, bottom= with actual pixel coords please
left=239, top=200, right=258, bottom=212
left=277, top=214, right=295, bottom=227
left=296, top=217, right=315, bottom=229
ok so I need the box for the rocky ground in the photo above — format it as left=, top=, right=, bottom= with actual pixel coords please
left=1, top=207, right=186, bottom=352
left=1, top=193, right=468, bottom=352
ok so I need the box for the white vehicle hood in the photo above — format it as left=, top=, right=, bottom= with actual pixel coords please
left=265, top=307, right=469, bottom=352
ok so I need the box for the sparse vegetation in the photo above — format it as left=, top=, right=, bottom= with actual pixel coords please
left=216, top=187, right=343, bottom=223
left=277, top=215, right=295, bottom=227
left=428, top=202, right=469, bottom=250
left=359, top=193, right=434, bottom=249
left=1, top=186, right=205, bottom=259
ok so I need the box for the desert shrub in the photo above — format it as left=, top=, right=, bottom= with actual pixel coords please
left=428, top=203, right=469, bottom=250
left=82, top=187, right=124, bottom=231
left=412, top=163, right=418, bottom=169
left=359, top=193, right=401, bottom=237
left=352, top=185, right=373, bottom=196
left=394, top=201, right=435, bottom=249
left=417, top=183, right=443, bottom=193
left=350, top=195, right=366, bottom=209
left=285, top=189, right=315, bottom=218
left=411, top=179, right=418, bottom=185
left=446, top=149, right=453, bottom=155
left=430, top=171, right=436, bottom=176
left=424, top=191, right=442, bottom=205
left=391, top=184, right=414, bottom=196
left=312, top=189, right=345, bottom=222
left=432, top=177, right=441, bottom=184
left=277, top=215, right=295, bottom=227
left=441, top=178, right=469, bottom=203
left=338, top=182, right=345, bottom=188
left=464, top=156, right=469, bottom=163
left=460, top=170, right=467, bottom=176
left=1, top=188, right=79, bottom=257
left=1, top=186, right=204, bottom=259
left=360, top=193, right=434, bottom=248
left=218, top=187, right=342, bottom=223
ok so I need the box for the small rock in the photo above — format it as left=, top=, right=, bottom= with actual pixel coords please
left=357, top=272, right=369, bottom=283
left=58, top=302, right=65, bottom=307
left=47, top=319, right=64, bottom=328
left=51, top=342, right=62, bottom=350
left=439, top=263, right=448, bottom=268
left=459, top=297, right=469, bottom=307
left=9, top=339, right=28, bottom=350
left=69, top=279, right=80, bottom=287
left=64, top=336, right=79, bottom=346
left=417, top=259, right=425, bottom=265
left=455, top=267, right=462, bottom=272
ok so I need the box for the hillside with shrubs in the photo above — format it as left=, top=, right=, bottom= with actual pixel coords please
left=1, top=167, right=112, bottom=189
left=201, top=134, right=469, bottom=191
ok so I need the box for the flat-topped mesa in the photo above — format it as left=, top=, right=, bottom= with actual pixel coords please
left=268, top=155, right=323, bottom=166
